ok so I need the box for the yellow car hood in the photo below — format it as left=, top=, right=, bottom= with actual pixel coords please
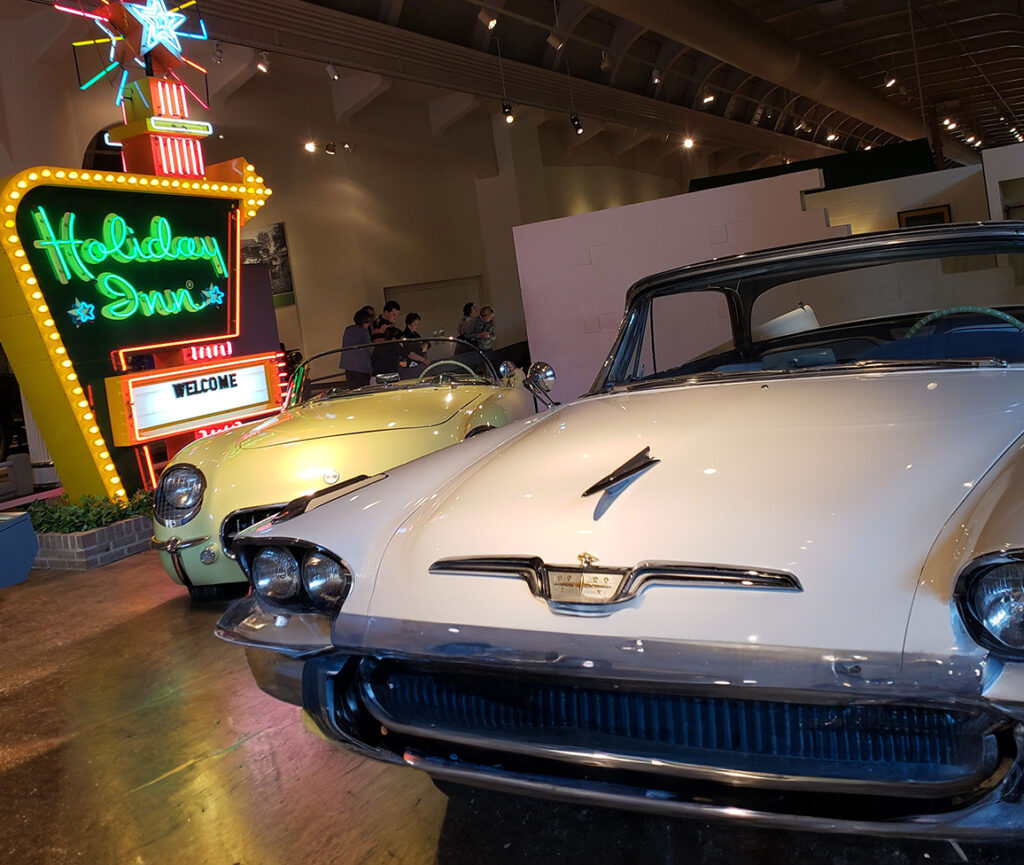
left=237, top=386, right=488, bottom=449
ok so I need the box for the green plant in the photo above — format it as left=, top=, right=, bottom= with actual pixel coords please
left=26, top=490, right=153, bottom=534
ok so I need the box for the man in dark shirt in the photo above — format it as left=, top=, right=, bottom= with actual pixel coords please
left=371, top=300, right=404, bottom=375
left=340, top=308, right=373, bottom=387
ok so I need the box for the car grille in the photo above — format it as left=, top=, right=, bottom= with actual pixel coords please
left=356, top=663, right=1003, bottom=794
left=220, top=506, right=284, bottom=556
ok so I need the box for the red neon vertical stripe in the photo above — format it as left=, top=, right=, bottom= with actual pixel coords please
left=156, top=136, right=168, bottom=174
left=195, top=140, right=206, bottom=176
left=180, top=84, right=189, bottom=118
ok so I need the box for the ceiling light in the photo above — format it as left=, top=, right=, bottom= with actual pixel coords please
left=478, top=9, right=497, bottom=30
left=599, top=50, right=612, bottom=72
left=546, top=31, right=565, bottom=51
left=502, top=100, right=515, bottom=124
left=304, top=140, right=316, bottom=153
left=942, top=118, right=950, bottom=126
left=948, top=121, right=957, bottom=130
left=651, top=68, right=661, bottom=85
left=966, top=135, right=975, bottom=143
left=256, top=51, right=270, bottom=73
left=343, top=142, right=352, bottom=151
left=326, top=63, right=339, bottom=81
left=703, top=93, right=715, bottom=104
left=570, top=112, right=583, bottom=135
left=211, top=42, right=224, bottom=64
left=826, top=132, right=838, bottom=142
left=864, top=145, right=872, bottom=150
left=884, top=74, right=897, bottom=88
left=975, top=140, right=982, bottom=147
left=325, top=142, right=337, bottom=155
left=682, top=137, right=694, bottom=149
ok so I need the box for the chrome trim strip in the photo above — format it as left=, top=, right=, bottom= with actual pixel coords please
left=150, top=535, right=209, bottom=588
left=361, top=680, right=1005, bottom=798
left=397, top=748, right=1024, bottom=840
left=219, top=504, right=286, bottom=559
left=429, top=557, right=801, bottom=606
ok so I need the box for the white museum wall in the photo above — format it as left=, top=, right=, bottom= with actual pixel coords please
left=804, top=165, right=988, bottom=233
left=982, top=143, right=1024, bottom=219
left=513, top=169, right=848, bottom=404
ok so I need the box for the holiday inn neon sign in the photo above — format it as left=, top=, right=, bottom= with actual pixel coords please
left=0, top=165, right=271, bottom=498
left=31, top=205, right=228, bottom=321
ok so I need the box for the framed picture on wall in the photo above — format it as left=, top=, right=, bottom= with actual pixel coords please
left=897, top=204, right=952, bottom=228
left=241, top=222, right=296, bottom=307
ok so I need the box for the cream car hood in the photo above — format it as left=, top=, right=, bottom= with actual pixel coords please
left=311, top=367, right=1024, bottom=657
left=238, top=386, right=488, bottom=449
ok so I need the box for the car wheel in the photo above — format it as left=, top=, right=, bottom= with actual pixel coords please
left=187, top=583, right=248, bottom=603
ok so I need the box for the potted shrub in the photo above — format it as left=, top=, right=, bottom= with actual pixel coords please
left=28, top=492, right=153, bottom=571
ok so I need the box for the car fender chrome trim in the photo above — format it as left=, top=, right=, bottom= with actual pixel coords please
left=150, top=535, right=210, bottom=587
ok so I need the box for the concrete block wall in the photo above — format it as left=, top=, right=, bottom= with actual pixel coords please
left=33, top=516, right=152, bottom=571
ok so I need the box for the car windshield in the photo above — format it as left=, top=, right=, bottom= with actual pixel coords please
left=286, top=337, right=498, bottom=407
left=600, top=234, right=1024, bottom=390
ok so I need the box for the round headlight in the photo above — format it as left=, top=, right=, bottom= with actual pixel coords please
left=302, top=550, right=351, bottom=608
left=969, top=564, right=1024, bottom=651
left=154, top=464, right=205, bottom=527
left=253, top=546, right=300, bottom=601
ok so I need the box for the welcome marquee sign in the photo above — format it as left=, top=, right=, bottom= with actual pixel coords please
left=0, top=165, right=274, bottom=498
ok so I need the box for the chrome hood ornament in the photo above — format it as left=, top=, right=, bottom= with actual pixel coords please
left=581, top=446, right=660, bottom=498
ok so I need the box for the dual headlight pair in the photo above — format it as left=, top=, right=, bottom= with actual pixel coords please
left=958, top=555, right=1024, bottom=657
left=248, top=545, right=352, bottom=610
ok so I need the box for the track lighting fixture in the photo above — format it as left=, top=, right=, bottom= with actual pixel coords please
left=326, top=63, right=339, bottom=81
left=702, top=92, right=715, bottom=104
left=599, top=50, right=612, bottom=72
left=682, top=137, right=694, bottom=149
left=651, top=68, right=661, bottom=85
left=502, top=100, right=515, bottom=124
left=570, top=112, right=583, bottom=135
left=546, top=31, right=565, bottom=51
left=478, top=9, right=497, bottom=30
left=883, top=73, right=896, bottom=88
left=325, top=142, right=337, bottom=155
left=211, top=42, right=224, bottom=64
left=256, top=51, right=270, bottom=73
left=826, top=132, right=838, bottom=142
left=304, top=140, right=316, bottom=153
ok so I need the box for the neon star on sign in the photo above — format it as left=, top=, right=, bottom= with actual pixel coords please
left=126, top=0, right=188, bottom=57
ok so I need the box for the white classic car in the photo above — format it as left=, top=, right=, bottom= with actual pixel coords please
left=218, top=223, right=1024, bottom=838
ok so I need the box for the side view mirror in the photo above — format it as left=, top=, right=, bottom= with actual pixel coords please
left=524, top=361, right=556, bottom=407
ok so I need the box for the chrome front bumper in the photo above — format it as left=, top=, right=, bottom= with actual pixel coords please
left=150, top=535, right=209, bottom=587
left=217, top=597, right=1024, bottom=839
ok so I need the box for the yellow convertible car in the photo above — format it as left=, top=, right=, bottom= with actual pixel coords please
left=151, top=338, right=551, bottom=600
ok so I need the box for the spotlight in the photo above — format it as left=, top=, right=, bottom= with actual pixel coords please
left=502, top=100, right=515, bottom=124
left=326, top=63, right=339, bottom=81
left=826, top=131, right=838, bottom=142
left=325, top=142, right=337, bottom=155
left=304, top=140, right=316, bottom=153
left=975, top=140, right=982, bottom=147
left=256, top=51, right=270, bottom=73
left=651, top=68, right=661, bottom=85
left=682, top=137, right=694, bottom=149
left=883, top=73, right=896, bottom=88
left=599, top=50, right=613, bottom=72
left=942, top=117, right=951, bottom=126
left=948, top=121, right=957, bottom=130
left=211, top=42, right=224, bottom=64
left=703, top=93, right=715, bottom=104
left=343, top=142, right=352, bottom=151
left=478, top=9, right=497, bottom=30
left=864, top=145, right=872, bottom=150
left=966, top=135, right=975, bottom=143
left=570, top=112, right=583, bottom=135
left=546, top=31, right=565, bottom=51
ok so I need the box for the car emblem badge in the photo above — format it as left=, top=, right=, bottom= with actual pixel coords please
left=323, top=469, right=341, bottom=485
left=577, top=552, right=598, bottom=568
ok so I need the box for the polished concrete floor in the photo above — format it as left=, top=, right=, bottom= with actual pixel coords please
left=0, top=551, right=1020, bottom=865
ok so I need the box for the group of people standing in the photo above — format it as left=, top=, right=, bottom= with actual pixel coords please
left=457, top=302, right=496, bottom=350
left=339, top=299, right=497, bottom=388
left=340, top=300, right=427, bottom=386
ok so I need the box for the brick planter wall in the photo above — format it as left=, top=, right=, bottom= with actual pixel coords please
left=33, top=516, right=151, bottom=571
